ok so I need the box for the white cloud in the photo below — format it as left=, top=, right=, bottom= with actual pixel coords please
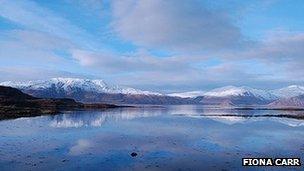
left=70, top=29, right=304, bottom=90
left=0, top=29, right=75, bottom=69
left=72, top=49, right=192, bottom=73
left=218, top=31, right=304, bottom=80
left=226, top=31, right=304, bottom=61
left=0, top=0, right=100, bottom=50
left=111, top=0, right=245, bottom=52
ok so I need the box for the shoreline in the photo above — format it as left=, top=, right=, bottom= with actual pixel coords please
left=0, top=102, right=131, bottom=120
left=1, top=105, right=304, bottom=121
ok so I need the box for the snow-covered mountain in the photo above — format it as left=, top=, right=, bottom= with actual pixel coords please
left=171, top=85, right=304, bottom=98
left=203, top=86, right=277, bottom=101
left=271, top=85, right=304, bottom=98
left=2, top=78, right=304, bottom=107
left=169, top=86, right=276, bottom=100
left=197, top=86, right=276, bottom=106
left=169, top=86, right=278, bottom=106
left=0, top=78, right=194, bottom=105
left=169, top=85, right=304, bottom=107
left=0, top=78, right=161, bottom=96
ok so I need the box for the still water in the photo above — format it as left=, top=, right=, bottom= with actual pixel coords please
left=0, top=105, right=304, bottom=170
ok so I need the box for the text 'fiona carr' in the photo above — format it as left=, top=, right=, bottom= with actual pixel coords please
left=242, top=158, right=301, bottom=166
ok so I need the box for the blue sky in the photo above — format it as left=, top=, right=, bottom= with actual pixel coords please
left=0, top=0, right=304, bottom=92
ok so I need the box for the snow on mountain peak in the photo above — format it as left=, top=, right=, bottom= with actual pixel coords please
left=202, top=86, right=277, bottom=100
left=203, top=86, right=246, bottom=97
left=205, top=85, right=304, bottom=99
left=2, top=79, right=304, bottom=100
left=168, top=86, right=276, bottom=100
left=272, top=85, right=304, bottom=98
left=0, top=78, right=162, bottom=96
left=48, top=78, right=109, bottom=92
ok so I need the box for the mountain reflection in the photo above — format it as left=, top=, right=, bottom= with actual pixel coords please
left=200, top=115, right=304, bottom=127
left=48, top=105, right=304, bottom=128
left=49, top=107, right=168, bottom=128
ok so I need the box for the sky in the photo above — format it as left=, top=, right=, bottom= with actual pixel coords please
left=0, top=0, right=303, bottom=92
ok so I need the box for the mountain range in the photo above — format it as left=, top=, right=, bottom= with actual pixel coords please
left=0, top=78, right=192, bottom=105
left=1, top=78, right=304, bottom=107
left=170, top=85, right=304, bottom=107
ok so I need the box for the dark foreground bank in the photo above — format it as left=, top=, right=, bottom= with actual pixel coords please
left=0, top=86, right=118, bottom=120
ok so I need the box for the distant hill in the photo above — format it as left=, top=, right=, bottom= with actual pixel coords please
left=0, top=85, right=35, bottom=100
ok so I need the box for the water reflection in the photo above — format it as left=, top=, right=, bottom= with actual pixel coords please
left=69, top=139, right=93, bottom=156
left=1, top=105, right=304, bottom=171
left=199, top=115, right=304, bottom=127
left=50, top=114, right=105, bottom=128
left=49, top=105, right=304, bottom=128
left=49, top=107, right=168, bottom=128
